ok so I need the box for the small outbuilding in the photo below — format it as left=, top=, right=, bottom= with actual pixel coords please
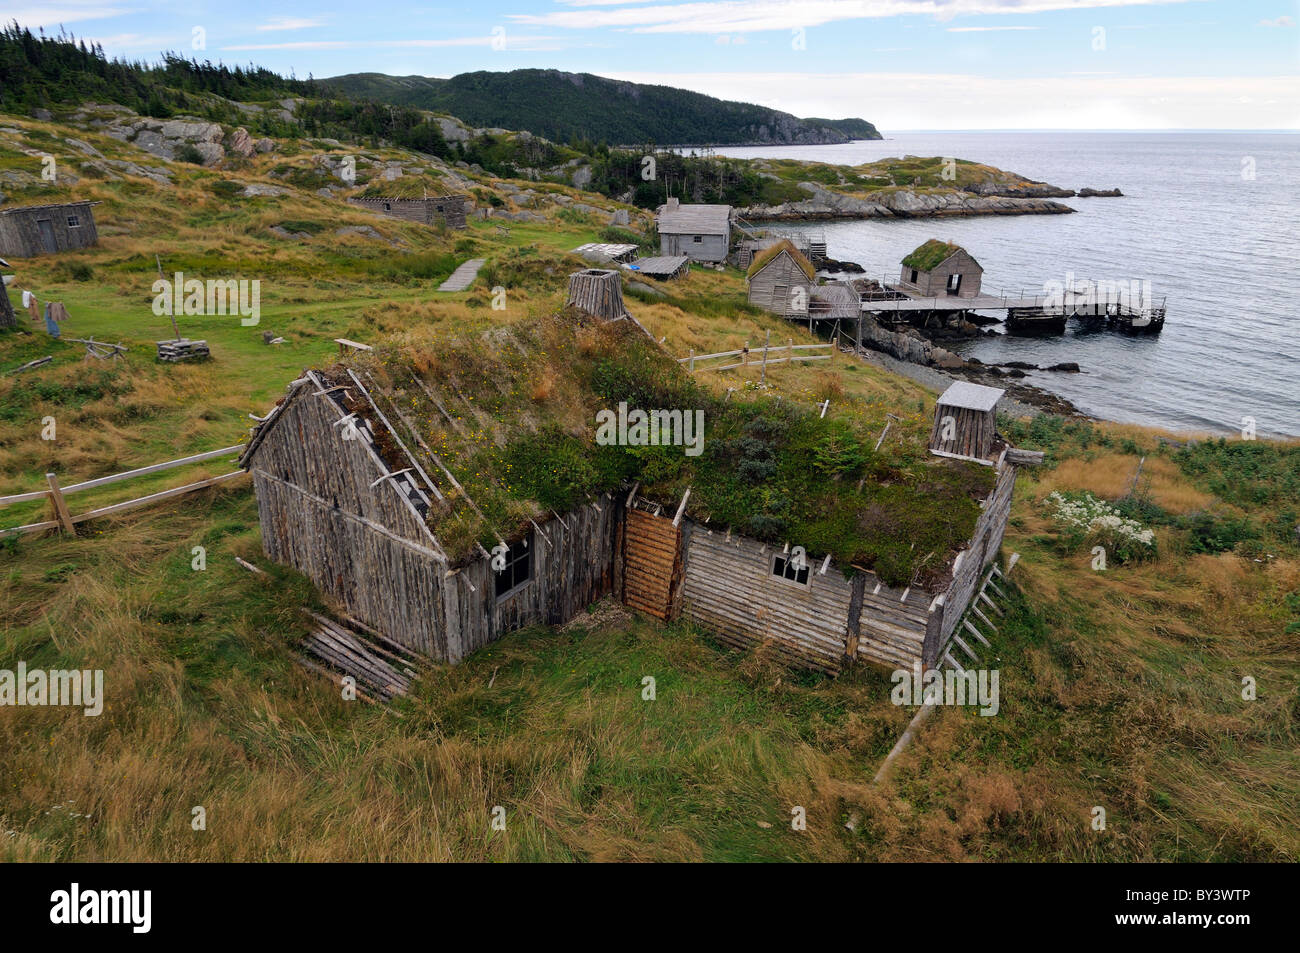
left=746, top=239, right=815, bottom=316
left=929, top=381, right=1005, bottom=463
left=898, top=239, right=982, bottom=299
left=656, top=198, right=731, bottom=263
left=347, top=195, right=469, bottom=229
left=0, top=201, right=99, bottom=258
left=567, top=268, right=631, bottom=322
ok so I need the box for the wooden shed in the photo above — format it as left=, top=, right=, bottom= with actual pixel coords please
left=929, top=381, right=1004, bottom=463
left=239, top=368, right=619, bottom=664
left=656, top=198, right=731, bottom=263
left=898, top=240, right=982, bottom=299
left=347, top=195, right=469, bottom=229
left=0, top=201, right=98, bottom=258
left=746, top=240, right=815, bottom=316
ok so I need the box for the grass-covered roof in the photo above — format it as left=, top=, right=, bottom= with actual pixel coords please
left=901, top=239, right=967, bottom=273
left=337, top=311, right=994, bottom=588
left=746, top=239, right=815, bottom=281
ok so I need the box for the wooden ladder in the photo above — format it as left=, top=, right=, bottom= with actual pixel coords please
left=939, top=553, right=1019, bottom=674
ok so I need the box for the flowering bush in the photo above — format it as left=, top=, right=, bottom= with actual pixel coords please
left=1046, top=491, right=1156, bottom=563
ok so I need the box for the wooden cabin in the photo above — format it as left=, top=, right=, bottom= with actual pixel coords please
left=656, top=198, right=731, bottom=263
left=745, top=240, right=815, bottom=316
left=347, top=195, right=469, bottom=229
left=809, top=282, right=861, bottom=321
left=0, top=202, right=98, bottom=257
left=898, top=239, right=982, bottom=299
left=242, top=321, right=1030, bottom=677
left=929, top=381, right=1004, bottom=463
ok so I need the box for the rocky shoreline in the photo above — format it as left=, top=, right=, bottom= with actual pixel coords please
left=740, top=179, right=1122, bottom=222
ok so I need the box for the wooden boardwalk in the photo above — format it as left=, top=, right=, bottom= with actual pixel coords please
left=437, top=258, right=486, bottom=292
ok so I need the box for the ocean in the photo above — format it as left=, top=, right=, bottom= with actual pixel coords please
left=711, top=133, right=1300, bottom=438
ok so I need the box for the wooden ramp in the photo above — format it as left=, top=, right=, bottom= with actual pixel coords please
left=437, top=258, right=486, bottom=292
left=622, top=508, right=681, bottom=620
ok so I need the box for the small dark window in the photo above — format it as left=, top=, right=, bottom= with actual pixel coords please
left=909, top=268, right=918, bottom=283
left=436, top=204, right=444, bottom=212
left=494, top=536, right=532, bottom=597
left=67, top=215, right=80, bottom=227
left=946, top=273, right=962, bottom=294
left=693, top=235, right=703, bottom=243
left=772, top=553, right=810, bottom=587
left=383, top=202, right=392, bottom=211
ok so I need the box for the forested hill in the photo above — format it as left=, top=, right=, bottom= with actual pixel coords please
left=325, top=69, right=882, bottom=146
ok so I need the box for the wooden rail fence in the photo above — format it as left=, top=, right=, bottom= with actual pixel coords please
left=679, top=339, right=833, bottom=374
left=0, top=445, right=246, bottom=538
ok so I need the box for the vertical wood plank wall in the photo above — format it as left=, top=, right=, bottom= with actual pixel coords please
left=622, top=509, right=681, bottom=620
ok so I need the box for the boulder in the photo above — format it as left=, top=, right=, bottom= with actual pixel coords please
left=1045, top=362, right=1081, bottom=372
left=160, top=120, right=224, bottom=143
left=254, top=137, right=276, bottom=154
left=64, top=137, right=103, bottom=158
left=32, top=108, right=53, bottom=121
left=227, top=127, right=256, bottom=157
left=192, top=141, right=225, bottom=166
left=241, top=183, right=288, bottom=197
left=609, top=209, right=630, bottom=226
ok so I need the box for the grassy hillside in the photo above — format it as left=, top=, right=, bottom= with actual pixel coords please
left=0, top=108, right=1296, bottom=863
left=326, top=69, right=882, bottom=147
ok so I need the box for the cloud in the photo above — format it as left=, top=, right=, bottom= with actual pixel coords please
left=512, top=0, right=1206, bottom=35
left=946, top=26, right=1041, bottom=31
left=255, top=17, right=329, bottom=32
left=222, top=35, right=574, bottom=52
left=1259, top=16, right=1295, bottom=27
left=596, top=69, right=1300, bottom=129
left=1, top=2, right=138, bottom=29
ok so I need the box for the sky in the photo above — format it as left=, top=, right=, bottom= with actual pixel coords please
left=6, top=0, right=1299, bottom=129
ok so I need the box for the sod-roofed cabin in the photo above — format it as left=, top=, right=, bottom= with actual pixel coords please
left=241, top=313, right=1031, bottom=674
left=898, top=239, right=982, bottom=299
left=746, top=239, right=815, bottom=316
left=347, top=195, right=469, bottom=229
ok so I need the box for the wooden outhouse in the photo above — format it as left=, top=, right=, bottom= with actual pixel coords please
left=347, top=195, right=469, bottom=229
left=745, top=240, right=815, bottom=316
left=656, top=199, right=731, bottom=263
left=0, top=201, right=98, bottom=257
left=898, top=240, right=982, bottom=298
left=929, top=381, right=1004, bottom=463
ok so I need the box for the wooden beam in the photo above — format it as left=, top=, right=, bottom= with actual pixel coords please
left=46, top=473, right=75, bottom=535
left=71, top=471, right=247, bottom=524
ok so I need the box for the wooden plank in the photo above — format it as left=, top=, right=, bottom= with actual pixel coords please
left=50, top=445, right=243, bottom=498
left=46, top=473, right=75, bottom=535
left=71, top=471, right=247, bottom=523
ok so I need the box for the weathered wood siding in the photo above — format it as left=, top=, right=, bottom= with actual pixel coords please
left=0, top=203, right=98, bottom=258
left=661, top=231, right=729, bottom=263
left=853, top=574, right=934, bottom=669
left=679, top=526, right=853, bottom=673
left=622, top=508, right=681, bottom=619
left=251, top=386, right=430, bottom=546
left=435, top=496, right=622, bottom=663
left=899, top=249, right=982, bottom=299
left=746, top=251, right=813, bottom=315
left=253, top=470, right=447, bottom=656
left=930, top=403, right=997, bottom=461
left=0, top=284, right=14, bottom=329
left=347, top=196, right=469, bottom=229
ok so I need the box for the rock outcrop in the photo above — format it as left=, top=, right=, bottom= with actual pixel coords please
left=742, top=181, right=1075, bottom=221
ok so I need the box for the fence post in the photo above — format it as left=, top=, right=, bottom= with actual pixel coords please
left=46, top=472, right=75, bottom=535
left=760, top=330, right=769, bottom=383
left=689, top=349, right=695, bottom=373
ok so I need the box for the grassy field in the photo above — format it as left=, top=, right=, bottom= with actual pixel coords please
left=1, top=113, right=1297, bottom=862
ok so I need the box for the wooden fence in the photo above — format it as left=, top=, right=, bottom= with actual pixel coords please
left=679, top=339, right=833, bottom=374
left=0, top=445, right=246, bottom=538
